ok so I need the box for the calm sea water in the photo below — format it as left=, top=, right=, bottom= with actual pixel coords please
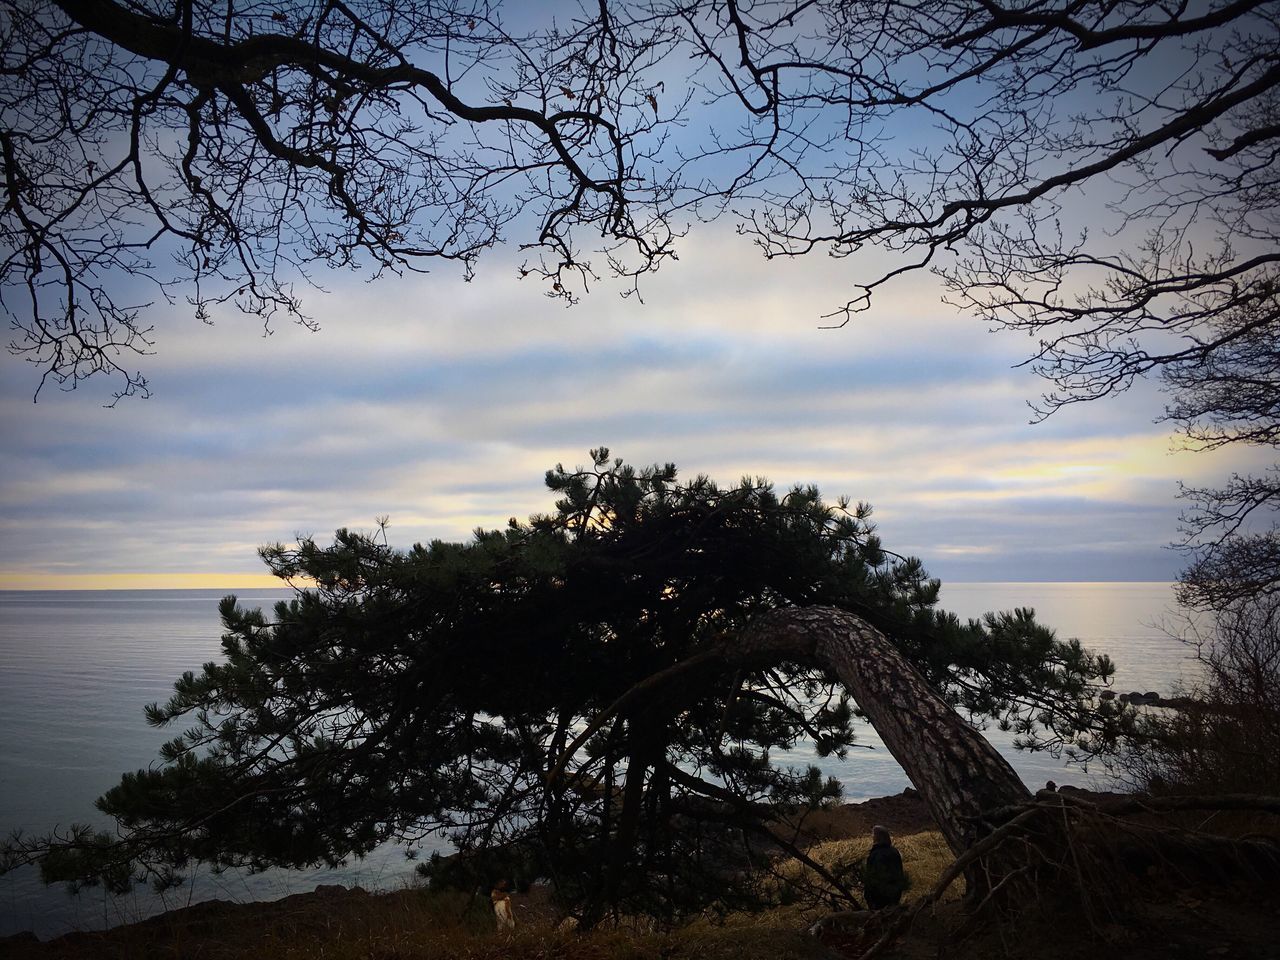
left=0, top=583, right=1193, bottom=937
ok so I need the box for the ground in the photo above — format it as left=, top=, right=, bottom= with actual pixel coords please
left=4, top=789, right=1278, bottom=960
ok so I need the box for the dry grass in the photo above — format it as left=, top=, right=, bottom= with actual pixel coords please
left=767, top=829, right=958, bottom=907
left=11, top=830, right=956, bottom=960
left=10, top=885, right=829, bottom=960
left=18, top=824, right=1278, bottom=960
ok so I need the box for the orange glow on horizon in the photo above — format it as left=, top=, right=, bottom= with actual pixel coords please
left=0, top=572, right=299, bottom=591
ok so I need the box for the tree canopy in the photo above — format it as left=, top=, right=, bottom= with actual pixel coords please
left=11, top=451, right=1116, bottom=923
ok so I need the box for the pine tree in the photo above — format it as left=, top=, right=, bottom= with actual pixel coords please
left=10, top=450, right=1115, bottom=922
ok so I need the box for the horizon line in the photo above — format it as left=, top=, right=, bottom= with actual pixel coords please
left=0, top=573, right=291, bottom=591
left=0, top=577, right=1177, bottom=591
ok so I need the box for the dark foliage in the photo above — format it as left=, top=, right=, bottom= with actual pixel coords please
left=2, top=451, right=1115, bottom=922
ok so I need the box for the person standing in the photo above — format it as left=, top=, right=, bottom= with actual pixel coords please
left=863, top=825, right=907, bottom=910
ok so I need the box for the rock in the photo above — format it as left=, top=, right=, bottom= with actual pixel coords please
left=900, top=786, right=919, bottom=798
left=0, top=931, right=40, bottom=946
left=1123, top=691, right=1159, bottom=705
left=1057, top=784, right=1130, bottom=803
left=1099, top=690, right=1116, bottom=701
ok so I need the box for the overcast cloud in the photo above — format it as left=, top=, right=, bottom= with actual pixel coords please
left=0, top=229, right=1260, bottom=587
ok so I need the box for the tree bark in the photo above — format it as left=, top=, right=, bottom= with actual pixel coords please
left=739, top=606, right=1031, bottom=857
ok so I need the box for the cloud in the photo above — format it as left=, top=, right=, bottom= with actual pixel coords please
left=0, top=228, right=1254, bottom=587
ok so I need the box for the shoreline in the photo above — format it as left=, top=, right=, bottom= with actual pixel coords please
left=3, top=787, right=945, bottom=948
left=10, top=784, right=1277, bottom=960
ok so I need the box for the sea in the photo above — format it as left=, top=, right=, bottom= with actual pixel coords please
left=0, top=583, right=1197, bottom=938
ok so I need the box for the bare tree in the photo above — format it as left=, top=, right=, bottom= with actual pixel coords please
left=1, top=0, right=683, bottom=399
left=1110, top=592, right=1280, bottom=794
left=670, top=0, right=1280, bottom=591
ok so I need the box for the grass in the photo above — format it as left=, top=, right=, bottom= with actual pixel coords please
left=11, top=830, right=956, bottom=960
left=769, top=830, right=957, bottom=903
left=14, top=824, right=1280, bottom=960
left=9, top=886, right=831, bottom=960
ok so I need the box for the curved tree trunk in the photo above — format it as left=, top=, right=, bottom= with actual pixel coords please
left=551, top=604, right=1033, bottom=902
left=739, top=606, right=1031, bottom=858
left=553, top=605, right=1278, bottom=924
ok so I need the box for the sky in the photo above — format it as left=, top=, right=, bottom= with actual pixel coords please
left=0, top=224, right=1264, bottom=589
left=0, top=2, right=1266, bottom=590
